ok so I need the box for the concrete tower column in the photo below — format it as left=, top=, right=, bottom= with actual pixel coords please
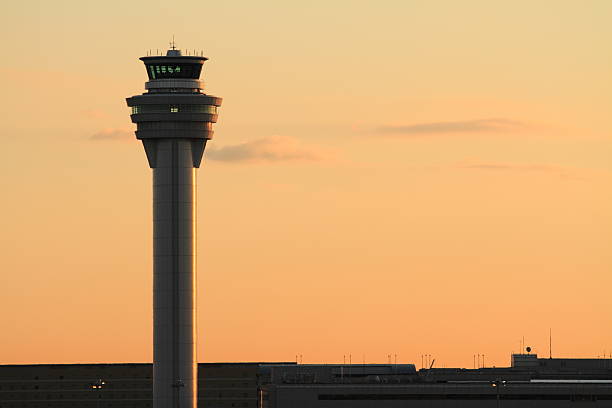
left=153, top=139, right=198, bottom=408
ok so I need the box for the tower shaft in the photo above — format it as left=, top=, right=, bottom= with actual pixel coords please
left=153, top=139, right=198, bottom=408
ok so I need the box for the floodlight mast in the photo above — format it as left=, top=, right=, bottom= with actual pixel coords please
left=126, top=46, right=222, bottom=408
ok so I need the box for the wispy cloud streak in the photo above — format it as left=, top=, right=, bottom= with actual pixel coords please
left=460, top=162, right=559, bottom=172
left=207, top=136, right=326, bottom=163
left=457, top=161, right=584, bottom=179
left=90, top=128, right=132, bottom=141
left=377, top=118, right=526, bottom=136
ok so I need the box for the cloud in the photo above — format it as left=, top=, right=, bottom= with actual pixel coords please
left=460, top=162, right=559, bottom=172
left=81, top=109, right=109, bottom=120
left=457, top=161, right=582, bottom=179
left=377, top=118, right=526, bottom=136
left=207, top=136, right=327, bottom=163
left=90, top=128, right=133, bottom=141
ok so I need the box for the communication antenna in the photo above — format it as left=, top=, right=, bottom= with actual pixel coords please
left=549, top=328, right=552, bottom=359
left=170, top=35, right=176, bottom=50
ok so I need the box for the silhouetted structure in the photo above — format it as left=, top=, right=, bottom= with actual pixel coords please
left=125, top=46, right=222, bottom=408
left=0, top=362, right=268, bottom=408
left=261, top=355, right=612, bottom=407
left=2, top=356, right=612, bottom=407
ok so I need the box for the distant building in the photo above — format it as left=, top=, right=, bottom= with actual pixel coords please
left=261, top=355, right=612, bottom=407
left=2, top=355, right=612, bottom=407
left=0, top=362, right=286, bottom=408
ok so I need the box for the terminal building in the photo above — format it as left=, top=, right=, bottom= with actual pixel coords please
left=2, top=355, right=612, bottom=407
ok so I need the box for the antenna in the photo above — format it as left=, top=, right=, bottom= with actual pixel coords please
left=170, top=35, right=176, bottom=50
left=549, top=328, right=552, bottom=359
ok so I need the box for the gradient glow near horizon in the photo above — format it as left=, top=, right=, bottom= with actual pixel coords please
left=1, top=0, right=611, bottom=368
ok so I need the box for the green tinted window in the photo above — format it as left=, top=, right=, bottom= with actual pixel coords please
left=145, top=63, right=202, bottom=79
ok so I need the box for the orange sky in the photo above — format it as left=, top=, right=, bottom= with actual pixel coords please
left=1, top=0, right=611, bottom=369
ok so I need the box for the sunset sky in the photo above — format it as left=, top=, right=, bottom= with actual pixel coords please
left=1, top=0, right=611, bottom=369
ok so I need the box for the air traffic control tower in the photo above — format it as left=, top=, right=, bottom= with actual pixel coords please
left=126, top=46, right=222, bottom=408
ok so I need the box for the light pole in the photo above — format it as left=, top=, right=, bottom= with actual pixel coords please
left=491, top=379, right=505, bottom=408
left=91, top=378, right=105, bottom=408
